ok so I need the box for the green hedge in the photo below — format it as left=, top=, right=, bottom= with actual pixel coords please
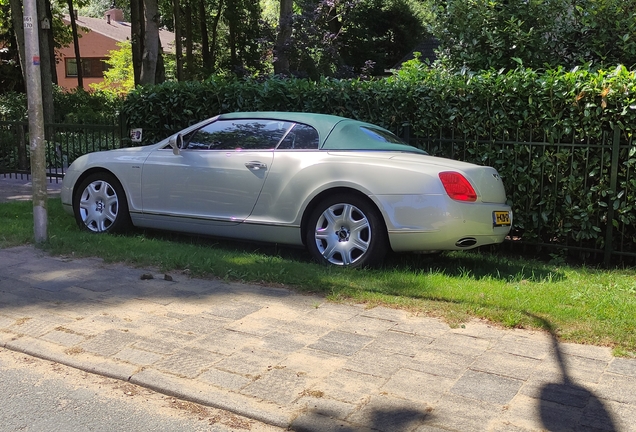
left=0, top=88, right=122, bottom=124
left=122, top=65, right=636, bottom=141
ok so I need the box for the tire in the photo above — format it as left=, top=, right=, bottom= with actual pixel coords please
left=306, top=194, right=388, bottom=267
left=73, top=172, right=131, bottom=233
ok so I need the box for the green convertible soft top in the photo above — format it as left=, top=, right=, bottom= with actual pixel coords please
left=218, top=111, right=426, bottom=154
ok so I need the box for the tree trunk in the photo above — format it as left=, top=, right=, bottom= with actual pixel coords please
left=44, top=0, right=56, bottom=85
left=173, top=0, right=183, bottom=81
left=155, top=36, right=165, bottom=84
left=199, top=0, right=211, bottom=73
left=8, top=0, right=26, bottom=78
left=140, top=0, right=159, bottom=85
left=210, top=0, right=224, bottom=71
left=67, top=0, right=83, bottom=89
left=185, top=1, right=194, bottom=79
left=274, top=0, right=292, bottom=75
left=131, top=0, right=144, bottom=86
left=226, top=2, right=237, bottom=70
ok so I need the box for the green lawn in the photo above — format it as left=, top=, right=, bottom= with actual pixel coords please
left=2, top=198, right=635, bottom=356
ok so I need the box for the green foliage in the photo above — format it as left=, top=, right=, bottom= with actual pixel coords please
left=432, top=0, right=636, bottom=71
left=339, top=0, right=429, bottom=74
left=78, top=0, right=130, bottom=20
left=53, top=87, right=123, bottom=124
left=389, top=62, right=636, bottom=256
left=277, top=0, right=431, bottom=78
left=0, top=92, right=27, bottom=121
left=122, top=63, right=636, bottom=143
left=0, top=1, right=23, bottom=93
left=51, top=6, right=73, bottom=50
left=90, top=41, right=135, bottom=96
left=1, top=87, right=123, bottom=124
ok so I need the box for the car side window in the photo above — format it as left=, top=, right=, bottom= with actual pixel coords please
left=184, top=119, right=293, bottom=150
left=277, top=123, right=320, bottom=150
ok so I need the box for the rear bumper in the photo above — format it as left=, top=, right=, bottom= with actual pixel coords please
left=375, top=194, right=512, bottom=252
left=388, top=228, right=510, bottom=252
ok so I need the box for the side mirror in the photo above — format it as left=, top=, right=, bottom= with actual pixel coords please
left=169, top=134, right=183, bottom=155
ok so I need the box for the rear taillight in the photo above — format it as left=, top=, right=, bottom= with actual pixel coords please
left=439, top=171, right=477, bottom=202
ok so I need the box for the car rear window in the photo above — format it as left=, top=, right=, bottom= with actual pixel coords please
left=322, top=122, right=426, bottom=154
left=359, top=127, right=407, bottom=144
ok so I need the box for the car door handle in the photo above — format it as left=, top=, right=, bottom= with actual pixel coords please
left=245, top=161, right=267, bottom=171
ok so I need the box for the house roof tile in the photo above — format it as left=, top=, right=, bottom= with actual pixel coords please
left=63, top=15, right=175, bottom=53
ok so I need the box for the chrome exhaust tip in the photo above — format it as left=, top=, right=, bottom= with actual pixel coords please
left=455, top=237, right=477, bottom=247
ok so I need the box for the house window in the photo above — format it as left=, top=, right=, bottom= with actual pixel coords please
left=65, top=58, right=108, bottom=78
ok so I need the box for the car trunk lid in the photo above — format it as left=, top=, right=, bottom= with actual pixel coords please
left=389, top=154, right=508, bottom=203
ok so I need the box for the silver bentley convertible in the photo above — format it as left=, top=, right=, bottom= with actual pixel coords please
left=61, top=112, right=512, bottom=267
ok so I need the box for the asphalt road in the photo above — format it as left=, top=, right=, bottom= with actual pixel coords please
left=0, top=175, right=62, bottom=202
left=0, top=347, right=282, bottom=432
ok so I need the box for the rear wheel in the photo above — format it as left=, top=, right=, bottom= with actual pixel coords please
left=73, top=172, right=131, bottom=233
left=306, top=194, right=388, bottom=267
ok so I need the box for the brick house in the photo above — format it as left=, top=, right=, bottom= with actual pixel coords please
left=58, top=7, right=175, bottom=91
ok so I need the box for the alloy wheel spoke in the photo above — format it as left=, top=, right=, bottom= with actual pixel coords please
left=322, top=242, right=338, bottom=261
left=323, top=207, right=339, bottom=227
left=350, top=219, right=370, bottom=236
left=341, top=204, right=356, bottom=224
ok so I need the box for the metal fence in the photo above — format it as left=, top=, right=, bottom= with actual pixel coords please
left=406, top=126, right=636, bottom=266
left=0, top=121, right=127, bottom=179
left=1, top=120, right=634, bottom=266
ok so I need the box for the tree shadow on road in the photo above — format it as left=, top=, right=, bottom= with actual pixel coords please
left=525, top=313, right=618, bottom=432
left=291, top=405, right=432, bottom=432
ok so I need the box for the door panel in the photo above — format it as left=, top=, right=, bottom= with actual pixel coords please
left=141, top=118, right=293, bottom=223
left=141, top=149, right=273, bottom=223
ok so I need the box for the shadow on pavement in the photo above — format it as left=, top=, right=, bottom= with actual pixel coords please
left=526, top=313, right=617, bottom=432
left=291, top=406, right=431, bottom=432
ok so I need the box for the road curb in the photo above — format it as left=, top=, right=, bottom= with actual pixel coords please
left=131, top=368, right=295, bottom=429
left=5, top=335, right=138, bottom=382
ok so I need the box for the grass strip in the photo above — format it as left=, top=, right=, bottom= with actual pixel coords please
left=1, top=198, right=635, bottom=356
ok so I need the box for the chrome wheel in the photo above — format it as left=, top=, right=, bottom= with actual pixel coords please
left=79, top=180, right=119, bottom=232
left=74, top=173, right=130, bottom=234
left=313, top=202, right=372, bottom=266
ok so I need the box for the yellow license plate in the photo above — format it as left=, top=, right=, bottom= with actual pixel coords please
left=493, top=211, right=511, bottom=227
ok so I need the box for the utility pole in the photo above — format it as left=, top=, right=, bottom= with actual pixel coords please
left=23, top=0, right=48, bottom=243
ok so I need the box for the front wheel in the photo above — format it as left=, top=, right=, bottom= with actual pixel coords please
left=73, top=172, right=131, bottom=233
left=306, top=194, right=388, bottom=267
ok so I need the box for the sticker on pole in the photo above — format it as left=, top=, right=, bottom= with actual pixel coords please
left=33, top=56, right=40, bottom=65
left=130, top=128, right=143, bottom=143
left=24, top=16, right=33, bottom=29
